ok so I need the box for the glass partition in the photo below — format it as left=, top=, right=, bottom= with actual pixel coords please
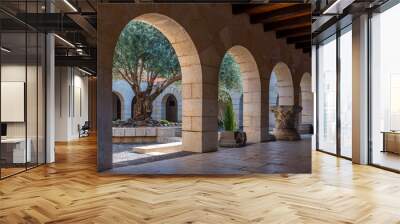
left=27, top=31, right=38, bottom=169
left=317, top=35, right=337, bottom=154
left=1, top=30, right=28, bottom=177
left=0, top=2, right=46, bottom=179
left=339, top=27, right=352, bottom=158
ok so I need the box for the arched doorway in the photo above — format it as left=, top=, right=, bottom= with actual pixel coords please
left=271, top=62, right=294, bottom=106
left=299, top=72, right=313, bottom=134
left=112, top=92, right=122, bottom=121
left=269, top=72, right=279, bottom=132
left=165, top=95, right=178, bottom=122
left=217, top=53, right=242, bottom=132
left=112, top=13, right=204, bottom=152
left=300, top=72, right=312, bottom=125
left=268, top=62, right=295, bottom=135
left=220, top=46, right=262, bottom=143
left=131, top=96, right=136, bottom=119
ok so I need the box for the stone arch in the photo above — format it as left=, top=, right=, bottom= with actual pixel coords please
left=223, top=45, right=262, bottom=143
left=300, top=72, right=313, bottom=125
left=112, top=91, right=123, bottom=121
left=271, top=62, right=294, bottom=106
left=130, top=13, right=205, bottom=152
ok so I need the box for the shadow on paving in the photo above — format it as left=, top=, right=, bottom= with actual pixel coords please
left=113, top=151, right=196, bottom=168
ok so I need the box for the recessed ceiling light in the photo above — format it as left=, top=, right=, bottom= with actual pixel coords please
left=1, top=47, right=11, bottom=53
left=54, top=34, right=75, bottom=48
left=78, top=67, right=93, bottom=76
left=323, top=0, right=355, bottom=15
left=63, top=0, right=78, bottom=12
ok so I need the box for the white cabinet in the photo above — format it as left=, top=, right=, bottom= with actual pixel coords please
left=1, top=138, right=32, bottom=163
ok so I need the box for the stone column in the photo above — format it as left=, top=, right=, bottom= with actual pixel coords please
left=352, top=14, right=369, bottom=164
left=46, top=1, right=55, bottom=163
left=271, top=105, right=302, bottom=141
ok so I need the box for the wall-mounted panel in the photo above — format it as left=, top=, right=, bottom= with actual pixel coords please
left=1, top=82, right=25, bottom=122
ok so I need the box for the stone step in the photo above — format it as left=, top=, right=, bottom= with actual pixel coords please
left=133, top=142, right=182, bottom=154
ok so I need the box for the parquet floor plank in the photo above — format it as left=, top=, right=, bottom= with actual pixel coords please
left=0, top=136, right=400, bottom=223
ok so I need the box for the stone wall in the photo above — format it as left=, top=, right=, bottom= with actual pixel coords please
left=300, top=73, right=313, bottom=125
left=112, top=80, right=182, bottom=121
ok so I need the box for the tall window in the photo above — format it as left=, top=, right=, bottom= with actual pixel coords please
left=318, top=36, right=337, bottom=154
left=340, top=27, right=352, bottom=158
left=370, top=3, right=400, bottom=171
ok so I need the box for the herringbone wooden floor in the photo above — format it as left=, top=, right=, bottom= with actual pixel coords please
left=1, top=136, right=400, bottom=224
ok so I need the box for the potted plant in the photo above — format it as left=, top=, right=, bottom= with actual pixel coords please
left=219, top=101, right=247, bottom=147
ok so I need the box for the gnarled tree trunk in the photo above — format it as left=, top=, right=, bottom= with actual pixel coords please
left=133, top=93, right=153, bottom=121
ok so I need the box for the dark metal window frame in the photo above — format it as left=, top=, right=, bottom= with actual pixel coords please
left=316, top=0, right=400, bottom=173
left=315, top=24, right=353, bottom=161
left=367, top=0, right=400, bottom=173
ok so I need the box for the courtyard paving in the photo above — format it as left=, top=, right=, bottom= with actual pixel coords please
left=109, top=135, right=311, bottom=174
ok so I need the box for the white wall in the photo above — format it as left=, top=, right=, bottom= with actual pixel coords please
left=55, top=67, right=89, bottom=141
left=1, top=63, right=47, bottom=164
left=1, top=65, right=36, bottom=137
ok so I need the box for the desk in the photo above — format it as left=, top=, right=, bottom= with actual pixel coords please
left=1, top=138, right=31, bottom=164
left=382, top=131, right=400, bottom=154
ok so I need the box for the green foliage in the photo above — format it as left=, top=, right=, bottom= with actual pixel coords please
left=223, top=101, right=236, bottom=131
left=218, top=53, right=242, bottom=104
left=112, top=21, right=180, bottom=82
left=112, top=21, right=181, bottom=121
left=160, top=119, right=170, bottom=125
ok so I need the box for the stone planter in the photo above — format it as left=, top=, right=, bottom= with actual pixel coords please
left=112, top=126, right=181, bottom=144
left=271, top=105, right=302, bottom=141
left=219, top=131, right=247, bottom=147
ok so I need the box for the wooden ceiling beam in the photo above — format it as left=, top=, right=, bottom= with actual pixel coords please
left=295, top=41, right=311, bottom=49
left=263, top=14, right=310, bottom=31
left=287, top=34, right=311, bottom=44
left=276, top=26, right=311, bottom=38
left=303, top=47, right=311, bottom=53
left=231, top=4, right=263, bottom=15
left=246, top=3, right=294, bottom=15
left=250, top=4, right=310, bottom=24
left=231, top=3, right=312, bottom=55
